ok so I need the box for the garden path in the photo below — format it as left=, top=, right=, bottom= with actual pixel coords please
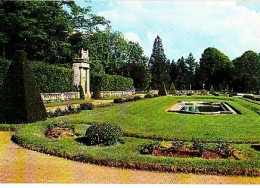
left=46, top=99, right=113, bottom=112
left=0, top=131, right=260, bottom=183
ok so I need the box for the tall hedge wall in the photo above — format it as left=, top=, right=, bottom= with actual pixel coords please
left=100, top=74, right=133, bottom=91
left=30, top=61, right=74, bottom=93
left=0, top=58, right=74, bottom=93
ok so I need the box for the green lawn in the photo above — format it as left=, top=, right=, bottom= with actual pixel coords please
left=7, top=96, right=260, bottom=176
left=63, top=96, right=260, bottom=142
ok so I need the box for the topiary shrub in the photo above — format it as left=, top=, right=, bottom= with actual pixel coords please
left=169, top=82, right=177, bottom=95
left=114, top=98, right=126, bottom=103
left=92, top=75, right=102, bottom=99
left=209, top=85, right=215, bottom=95
left=85, top=122, right=123, bottom=146
left=133, top=96, right=142, bottom=101
left=78, top=85, right=85, bottom=100
left=1, top=50, right=47, bottom=123
left=158, top=83, right=168, bottom=96
left=80, top=102, right=94, bottom=110
left=144, top=94, right=153, bottom=98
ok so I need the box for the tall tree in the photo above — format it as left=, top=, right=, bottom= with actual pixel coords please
left=0, top=1, right=108, bottom=65
left=149, top=35, right=170, bottom=89
left=197, top=47, right=233, bottom=90
left=185, top=53, right=198, bottom=90
left=232, top=51, right=260, bottom=93
left=175, top=57, right=189, bottom=90
left=169, top=59, right=178, bottom=85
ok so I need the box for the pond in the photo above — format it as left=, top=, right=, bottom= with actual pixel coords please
left=181, top=104, right=223, bottom=113
left=168, top=101, right=237, bottom=115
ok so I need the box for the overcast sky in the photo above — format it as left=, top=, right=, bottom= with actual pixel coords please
left=76, top=0, right=260, bottom=61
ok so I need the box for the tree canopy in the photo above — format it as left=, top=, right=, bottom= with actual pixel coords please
left=196, top=47, right=233, bottom=90
left=232, top=51, right=260, bottom=93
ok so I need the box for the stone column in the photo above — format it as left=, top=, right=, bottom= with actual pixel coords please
left=72, top=56, right=90, bottom=98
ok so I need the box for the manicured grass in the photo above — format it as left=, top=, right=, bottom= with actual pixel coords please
left=6, top=96, right=260, bottom=176
left=12, top=120, right=260, bottom=176
left=63, top=96, right=260, bottom=142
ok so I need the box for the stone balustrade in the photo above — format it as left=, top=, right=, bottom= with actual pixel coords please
left=41, top=92, right=80, bottom=103
left=100, top=90, right=135, bottom=98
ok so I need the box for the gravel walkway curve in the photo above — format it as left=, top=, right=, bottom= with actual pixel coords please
left=0, top=131, right=260, bottom=183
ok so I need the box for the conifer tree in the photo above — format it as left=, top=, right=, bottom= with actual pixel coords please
left=149, top=35, right=170, bottom=89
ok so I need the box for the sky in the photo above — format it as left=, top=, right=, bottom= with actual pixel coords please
left=76, top=0, right=260, bottom=61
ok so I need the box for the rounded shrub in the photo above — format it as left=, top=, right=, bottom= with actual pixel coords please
left=80, top=102, right=94, bottom=110
left=133, top=96, right=142, bottom=101
left=85, top=123, right=123, bottom=146
left=114, top=98, right=125, bottom=103
left=144, top=94, right=153, bottom=98
left=125, top=97, right=134, bottom=102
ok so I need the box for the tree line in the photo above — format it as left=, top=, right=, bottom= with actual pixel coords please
left=149, top=36, right=260, bottom=93
left=1, top=1, right=259, bottom=93
left=0, top=1, right=151, bottom=91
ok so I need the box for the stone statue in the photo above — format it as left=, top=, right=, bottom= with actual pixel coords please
left=78, top=48, right=89, bottom=60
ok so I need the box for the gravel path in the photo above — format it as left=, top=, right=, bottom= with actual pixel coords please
left=0, top=131, right=260, bottom=183
left=46, top=99, right=113, bottom=112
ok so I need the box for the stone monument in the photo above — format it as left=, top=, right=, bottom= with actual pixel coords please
left=72, top=48, right=91, bottom=98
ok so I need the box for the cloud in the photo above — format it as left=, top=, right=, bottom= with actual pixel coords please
left=97, top=1, right=260, bottom=60
left=124, top=32, right=142, bottom=43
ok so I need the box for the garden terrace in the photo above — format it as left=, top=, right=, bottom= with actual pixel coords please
left=10, top=96, right=260, bottom=176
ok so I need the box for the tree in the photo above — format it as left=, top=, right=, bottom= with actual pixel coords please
left=0, top=1, right=109, bottom=65
left=1, top=50, right=47, bottom=123
left=149, top=35, right=170, bottom=89
left=197, top=47, right=233, bottom=90
left=175, top=57, right=189, bottom=90
left=232, top=51, right=260, bottom=93
left=169, top=82, right=177, bottom=95
left=185, top=53, right=198, bottom=90
left=169, top=59, right=178, bottom=85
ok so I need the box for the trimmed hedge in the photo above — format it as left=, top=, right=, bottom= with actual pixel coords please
left=100, top=74, right=133, bottom=91
left=0, top=59, right=74, bottom=93
left=80, top=103, right=94, bottom=110
left=1, top=51, right=47, bottom=123
left=30, top=61, right=74, bottom=93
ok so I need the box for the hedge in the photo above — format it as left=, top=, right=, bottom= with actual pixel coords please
left=30, top=61, right=74, bottom=93
left=100, top=74, right=133, bottom=91
left=0, top=58, right=74, bottom=93
left=1, top=50, right=47, bottom=123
